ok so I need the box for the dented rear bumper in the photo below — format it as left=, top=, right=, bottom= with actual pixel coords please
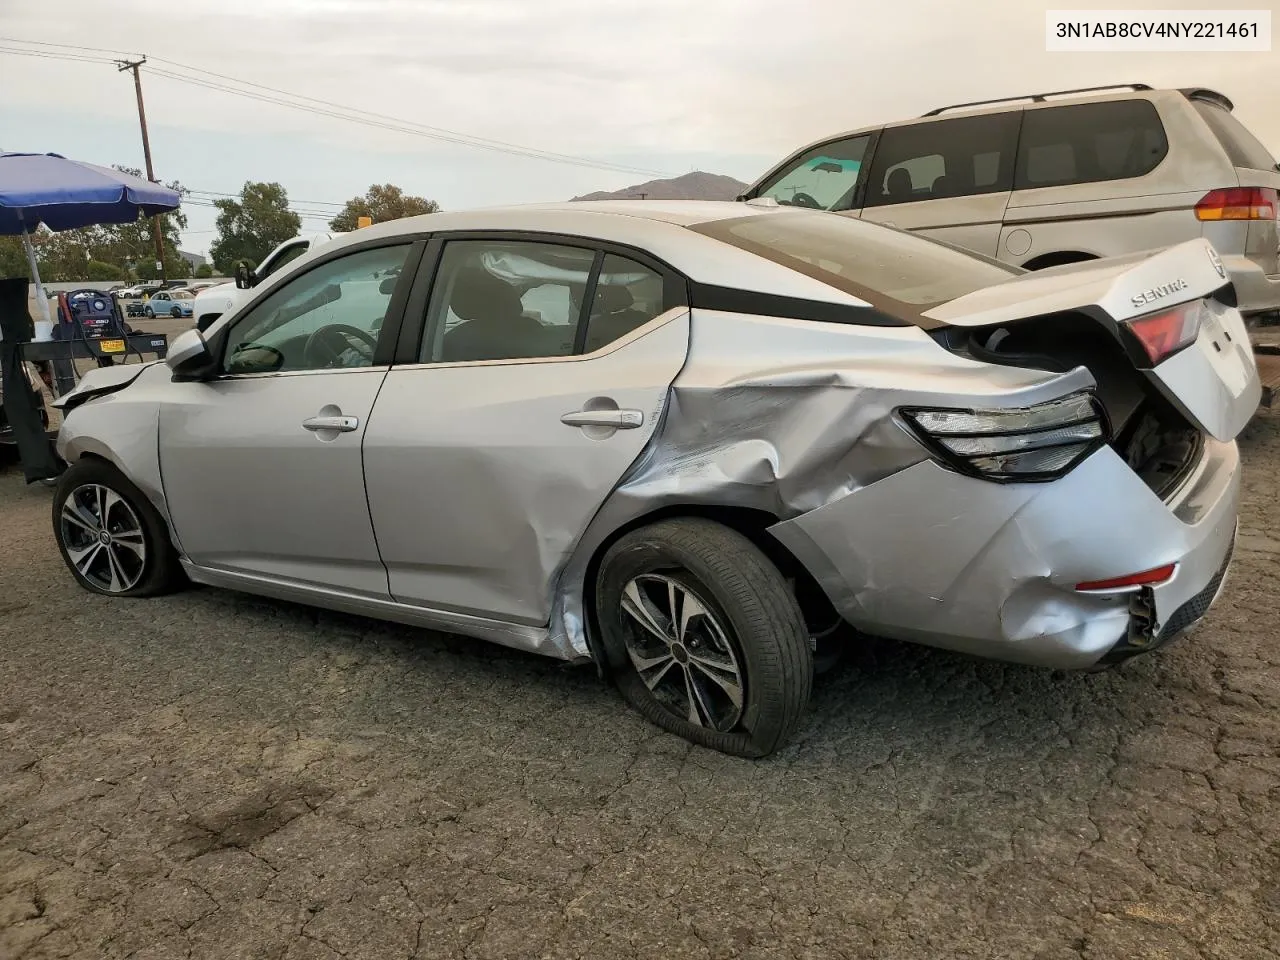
left=768, top=439, right=1240, bottom=670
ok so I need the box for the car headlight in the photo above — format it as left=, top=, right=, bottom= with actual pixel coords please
left=900, top=392, right=1109, bottom=482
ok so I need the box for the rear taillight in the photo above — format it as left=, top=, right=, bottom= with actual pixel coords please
left=1194, top=187, right=1278, bottom=221
left=1126, top=301, right=1203, bottom=365
left=900, top=392, right=1108, bottom=483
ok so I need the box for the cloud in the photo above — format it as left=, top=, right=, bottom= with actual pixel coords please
left=3, top=0, right=1276, bottom=255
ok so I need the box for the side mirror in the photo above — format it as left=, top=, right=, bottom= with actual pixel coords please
left=166, top=328, right=215, bottom=380
left=234, top=260, right=256, bottom=290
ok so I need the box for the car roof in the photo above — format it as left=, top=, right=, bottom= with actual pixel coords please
left=261, top=200, right=886, bottom=308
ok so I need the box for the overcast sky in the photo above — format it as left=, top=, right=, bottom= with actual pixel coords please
left=2, top=0, right=1277, bottom=258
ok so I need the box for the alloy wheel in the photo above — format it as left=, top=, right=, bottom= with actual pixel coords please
left=619, top=574, right=745, bottom=731
left=58, top=483, right=147, bottom=593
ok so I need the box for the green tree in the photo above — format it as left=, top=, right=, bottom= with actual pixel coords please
left=0, top=237, right=31, bottom=278
left=194, top=262, right=214, bottom=278
left=86, top=260, right=126, bottom=281
left=209, top=182, right=302, bottom=274
left=329, top=183, right=439, bottom=231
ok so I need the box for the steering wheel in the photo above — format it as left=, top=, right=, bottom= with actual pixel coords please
left=303, top=324, right=378, bottom=368
left=788, top=191, right=822, bottom=209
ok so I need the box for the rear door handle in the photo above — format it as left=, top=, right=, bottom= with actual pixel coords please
left=560, top=409, right=644, bottom=429
left=302, top=415, right=359, bottom=433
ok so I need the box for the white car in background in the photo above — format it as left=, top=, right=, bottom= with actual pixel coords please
left=193, top=232, right=344, bottom=331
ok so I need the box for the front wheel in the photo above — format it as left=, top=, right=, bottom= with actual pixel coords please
left=594, top=518, right=813, bottom=757
left=144, top=307, right=154, bottom=318
left=170, top=306, right=182, bottom=318
left=52, top=458, right=185, bottom=597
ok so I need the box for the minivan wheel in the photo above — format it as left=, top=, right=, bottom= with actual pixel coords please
left=595, top=518, right=813, bottom=758
left=52, top=458, right=185, bottom=597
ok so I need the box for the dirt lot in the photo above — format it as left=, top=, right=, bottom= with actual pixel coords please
left=2, top=409, right=1279, bottom=960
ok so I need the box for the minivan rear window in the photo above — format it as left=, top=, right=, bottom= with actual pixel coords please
left=689, top=213, right=1018, bottom=311
left=1014, top=100, right=1169, bottom=190
left=1192, top=101, right=1277, bottom=171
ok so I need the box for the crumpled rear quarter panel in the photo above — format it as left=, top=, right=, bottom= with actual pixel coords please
left=549, top=309, right=1097, bottom=657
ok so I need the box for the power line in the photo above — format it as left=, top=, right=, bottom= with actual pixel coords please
left=0, top=36, right=669, bottom=177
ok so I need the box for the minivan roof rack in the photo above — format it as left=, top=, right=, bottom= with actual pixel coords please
left=922, top=83, right=1153, bottom=117
left=1179, top=87, right=1235, bottom=112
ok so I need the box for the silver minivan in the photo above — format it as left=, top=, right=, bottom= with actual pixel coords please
left=743, top=84, right=1280, bottom=319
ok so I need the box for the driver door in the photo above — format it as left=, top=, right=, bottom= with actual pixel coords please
left=157, top=240, right=420, bottom=598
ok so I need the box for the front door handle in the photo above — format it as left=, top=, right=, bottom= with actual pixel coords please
left=560, top=409, right=644, bottom=429
left=302, top=415, right=359, bottom=433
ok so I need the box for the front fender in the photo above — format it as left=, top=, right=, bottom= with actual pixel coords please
left=51, top=360, right=161, bottom=414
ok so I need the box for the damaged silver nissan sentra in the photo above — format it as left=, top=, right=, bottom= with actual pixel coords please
left=49, top=200, right=1260, bottom=757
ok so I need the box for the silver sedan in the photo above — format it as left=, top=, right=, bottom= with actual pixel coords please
left=49, top=201, right=1260, bottom=756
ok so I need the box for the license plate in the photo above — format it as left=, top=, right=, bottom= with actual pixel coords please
left=99, top=339, right=125, bottom=354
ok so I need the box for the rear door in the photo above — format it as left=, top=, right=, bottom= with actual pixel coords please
left=1002, top=98, right=1206, bottom=265
left=858, top=111, right=1021, bottom=257
left=362, top=235, right=690, bottom=625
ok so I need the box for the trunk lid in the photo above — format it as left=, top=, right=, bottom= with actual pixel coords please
left=924, top=239, right=1261, bottom=441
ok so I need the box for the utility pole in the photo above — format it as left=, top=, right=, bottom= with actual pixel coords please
left=115, top=57, right=167, bottom=282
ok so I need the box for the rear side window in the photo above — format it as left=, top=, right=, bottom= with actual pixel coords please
left=690, top=213, right=1018, bottom=311
left=1014, top=100, right=1168, bottom=189
left=1193, top=101, right=1277, bottom=171
left=756, top=134, right=873, bottom=211
left=863, top=112, right=1020, bottom=208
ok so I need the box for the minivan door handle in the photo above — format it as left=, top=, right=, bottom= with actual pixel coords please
left=302, top=415, right=359, bottom=433
left=560, top=409, right=644, bottom=429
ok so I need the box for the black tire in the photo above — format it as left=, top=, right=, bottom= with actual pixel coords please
left=52, top=458, right=185, bottom=597
left=144, top=307, right=154, bottom=318
left=170, top=306, right=182, bottom=318
left=595, top=518, right=813, bottom=757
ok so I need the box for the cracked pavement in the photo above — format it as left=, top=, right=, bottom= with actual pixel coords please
left=2, top=409, right=1279, bottom=959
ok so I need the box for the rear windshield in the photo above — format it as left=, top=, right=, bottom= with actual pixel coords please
left=1193, top=102, right=1277, bottom=171
left=689, top=213, right=1018, bottom=311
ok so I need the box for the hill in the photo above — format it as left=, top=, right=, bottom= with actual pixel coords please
left=571, top=171, right=749, bottom=202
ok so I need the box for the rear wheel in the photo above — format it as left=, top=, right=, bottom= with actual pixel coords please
left=52, top=458, right=184, bottom=597
left=595, top=518, right=813, bottom=757
left=143, top=306, right=154, bottom=318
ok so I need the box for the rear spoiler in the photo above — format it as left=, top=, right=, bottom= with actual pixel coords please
left=1179, top=88, right=1235, bottom=112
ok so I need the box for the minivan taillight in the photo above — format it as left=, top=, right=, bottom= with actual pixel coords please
left=1194, top=187, right=1278, bottom=221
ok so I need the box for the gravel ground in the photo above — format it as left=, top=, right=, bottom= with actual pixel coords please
left=1, top=410, right=1279, bottom=960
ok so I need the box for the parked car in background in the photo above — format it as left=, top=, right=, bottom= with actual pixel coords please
left=744, top=84, right=1280, bottom=320
left=50, top=201, right=1258, bottom=756
left=192, top=232, right=344, bottom=331
left=144, top=290, right=194, bottom=318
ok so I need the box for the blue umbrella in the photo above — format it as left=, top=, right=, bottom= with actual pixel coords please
left=0, top=152, right=181, bottom=325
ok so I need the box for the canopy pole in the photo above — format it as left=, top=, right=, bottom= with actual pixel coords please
left=17, top=213, right=52, bottom=326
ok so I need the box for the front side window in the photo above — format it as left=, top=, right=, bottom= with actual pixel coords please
left=1015, top=100, right=1169, bottom=189
left=691, top=213, right=1018, bottom=311
left=259, top=241, right=310, bottom=280
left=223, top=244, right=411, bottom=375
left=864, top=113, right=1020, bottom=207
left=756, top=135, right=872, bottom=211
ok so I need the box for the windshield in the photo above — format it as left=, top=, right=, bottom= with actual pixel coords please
left=690, top=213, right=1019, bottom=311
left=756, top=135, right=872, bottom=211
